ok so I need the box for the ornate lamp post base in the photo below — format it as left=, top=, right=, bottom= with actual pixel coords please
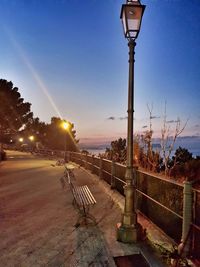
left=117, top=174, right=143, bottom=243
left=117, top=222, right=143, bottom=243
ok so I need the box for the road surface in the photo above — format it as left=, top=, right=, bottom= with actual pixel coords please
left=0, top=150, right=167, bottom=267
left=0, top=151, right=120, bottom=266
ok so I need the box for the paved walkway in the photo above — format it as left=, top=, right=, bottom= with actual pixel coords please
left=0, top=151, right=168, bottom=266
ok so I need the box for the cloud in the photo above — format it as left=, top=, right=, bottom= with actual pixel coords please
left=142, top=125, right=148, bottom=129
left=194, top=124, right=200, bottom=128
left=107, top=116, right=135, bottom=121
left=107, top=116, right=115, bottom=120
left=166, top=120, right=179, bottom=124
left=150, top=116, right=160, bottom=119
left=119, top=116, right=128, bottom=120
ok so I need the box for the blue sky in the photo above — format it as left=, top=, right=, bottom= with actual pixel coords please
left=0, top=0, right=200, bottom=145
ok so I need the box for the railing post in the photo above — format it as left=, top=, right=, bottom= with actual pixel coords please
left=80, top=153, right=83, bottom=166
left=92, top=155, right=95, bottom=173
left=133, top=166, right=139, bottom=211
left=99, top=156, right=103, bottom=179
left=85, top=154, right=88, bottom=169
left=111, top=160, right=116, bottom=189
left=178, top=181, right=193, bottom=257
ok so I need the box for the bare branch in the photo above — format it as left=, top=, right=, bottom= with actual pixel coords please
left=161, top=105, right=189, bottom=175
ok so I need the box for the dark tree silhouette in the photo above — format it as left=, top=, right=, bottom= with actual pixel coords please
left=171, top=146, right=193, bottom=166
left=42, top=117, right=79, bottom=151
left=105, top=138, right=126, bottom=162
left=169, top=147, right=200, bottom=181
left=0, top=79, right=33, bottom=142
left=22, top=117, right=79, bottom=152
left=22, top=117, right=47, bottom=144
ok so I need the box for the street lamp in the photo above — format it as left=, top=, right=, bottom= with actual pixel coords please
left=62, top=120, right=70, bottom=163
left=29, top=135, right=34, bottom=142
left=29, top=135, right=35, bottom=151
left=19, top=137, right=24, bottom=143
left=117, top=0, right=145, bottom=243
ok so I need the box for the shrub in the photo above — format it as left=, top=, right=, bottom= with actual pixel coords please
left=170, top=158, right=200, bottom=181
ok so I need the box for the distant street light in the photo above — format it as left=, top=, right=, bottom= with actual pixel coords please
left=19, top=137, right=24, bottom=143
left=117, top=0, right=145, bottom=243
left=62, top=120, right=70, bottom=163
left=29, top=135, right=34, bottom=141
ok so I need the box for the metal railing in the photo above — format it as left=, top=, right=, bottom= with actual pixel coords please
left=68, top=151, right=199, bottom=257
left=21, top=148, right=199, bottom=257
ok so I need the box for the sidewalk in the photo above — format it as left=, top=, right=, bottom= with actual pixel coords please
left=60, top=163, right=168, bottom=267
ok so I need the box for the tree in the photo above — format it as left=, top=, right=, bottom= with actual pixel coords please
left=105, top=138, right=126, bottom=163
left=169, top=147, right=200, bottom=181
left=172, top=147, right=193, bottom=165
left=161, top=102, right=188, bottom=175
left=0, top=79, right=33, bottom=142
left=42, top=117, right=79, bottom=151
left=138, top=103, right=162, bottom=172
left=22, top=117, right=47, bottom=145
left=21, top=116, right=79, bottom=151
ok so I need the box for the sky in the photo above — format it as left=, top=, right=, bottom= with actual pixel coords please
left=0, top=0, right=200, bottom=146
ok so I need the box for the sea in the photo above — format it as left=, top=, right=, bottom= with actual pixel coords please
left=82, top=137, right=200, bottom=157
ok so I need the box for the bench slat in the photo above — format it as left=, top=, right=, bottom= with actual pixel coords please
left=74, top=187, right=83, bottom=206
left=81, top=186, right=96, bottom=205
left=78, top=187, right=86, bottom=205
left=73, top=186, right=87, bottom=206
left=84, top=186, right=96, bottom=204
left=82, top=186, right=94, bottom=204
left=82, top=186, right=92, bottom=205
left=72, top=187, right=79, bottom=204
left=72, top=185, right=96, bottom=206
left=80, top=186, right=89, bottom=205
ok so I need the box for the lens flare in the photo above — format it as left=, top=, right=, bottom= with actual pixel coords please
left=3, top=26, right=79, bottom=151
left=3, top=26, right=62, bottom=119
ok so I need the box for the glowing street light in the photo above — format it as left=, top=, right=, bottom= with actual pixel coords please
left=62, top=121, right=69, bottom=130
left=19, top=137, right=24, bottom=143
left=29, top=135, right=34, bottom=141
left=117, top=0, right=145, bottom=243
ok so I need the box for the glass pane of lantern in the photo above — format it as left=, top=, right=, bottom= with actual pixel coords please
left=127, top=18, right=140, bottom=32
left=126, top=5, right=143, bottom=31
left=129, top=31, right=137, bottom=38
left=122, top=8, right=127, bottom=35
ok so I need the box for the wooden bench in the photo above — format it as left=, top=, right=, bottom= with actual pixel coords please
left=67, top=170, right=97, bottom=227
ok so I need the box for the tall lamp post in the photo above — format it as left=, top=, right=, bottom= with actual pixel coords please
left=117, top=0, right=145, bottom=243
left=62, top=120, right=70, bottom=163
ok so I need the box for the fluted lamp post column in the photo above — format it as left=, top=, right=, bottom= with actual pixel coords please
left=117, top=0, right=145, bottom=243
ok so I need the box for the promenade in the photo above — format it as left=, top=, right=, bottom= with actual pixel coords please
left=0, top=151, right=168, bottom=266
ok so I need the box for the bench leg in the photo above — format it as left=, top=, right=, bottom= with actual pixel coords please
left=60, top=177, right=65, bottom=189
left=74, top=206, right=96, bottom=227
